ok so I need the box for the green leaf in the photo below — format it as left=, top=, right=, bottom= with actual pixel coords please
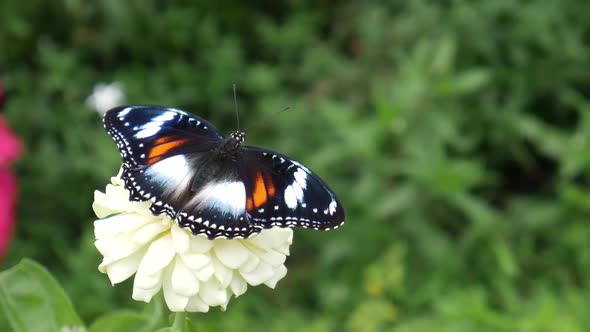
left=155, top=319, right=198, bottom=332
left=89, top=294, right=165, bottom=332
left=0, top=259, right=84, bottom=332
left=160, top=312, right=199, bottom=332
left=89, top=311, right=151, bottom=332
left=450, top=69, right=491, bottom=94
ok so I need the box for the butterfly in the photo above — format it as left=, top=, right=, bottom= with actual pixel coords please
left=103, top=105, right=345, bottom=239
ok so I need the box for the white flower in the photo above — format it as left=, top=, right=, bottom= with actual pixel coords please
left=92, top=172, right=293, bottom=312
left=86, top=82, right=125, bottom=115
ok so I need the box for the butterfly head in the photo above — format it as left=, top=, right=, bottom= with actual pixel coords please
left=230, top=131, right=246, bottom=145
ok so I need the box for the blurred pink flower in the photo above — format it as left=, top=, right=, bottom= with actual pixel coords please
left=0, top=81, right=4, bottom=109
left=0, top=116, right=22, bottom=260
left=0, top=118, right=21, bottom=167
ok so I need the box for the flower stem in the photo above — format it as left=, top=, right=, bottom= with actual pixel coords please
left=172, top=312, right=187, bottom=331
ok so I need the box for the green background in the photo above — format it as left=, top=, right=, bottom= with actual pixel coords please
left=2, top=1, right=590, bottom=331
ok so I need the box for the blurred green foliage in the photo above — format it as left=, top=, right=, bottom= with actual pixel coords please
left=1, top=0, right=590, bottom=331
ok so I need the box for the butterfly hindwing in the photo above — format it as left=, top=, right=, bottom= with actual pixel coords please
left=121, top=151, right=260, bottom=239
left=104, top=105, right=224, bottom=168
left=238, top=147, right=345, bottom=231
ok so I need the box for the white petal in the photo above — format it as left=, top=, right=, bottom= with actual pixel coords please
left=132, top=221, right=169, bottom=245
left=93, top=185, right=146, bottom=217
left=199, top=279, right=228, bottom=306
left=229, top=272, right=247, bottom=297
left=275, top=242, right=291, bottom=256
left=104, top=182, right=129, bottom=200
left=132, top=277, right=162, bottom=303
left=163, top=266, right=190, bottom=312
left=259, top=249, right=287, bottom=267
left=264, top=265, right=287, bottom=289
left=195, top=264, right=215, bottom=282
left=186, top=296, right=209, bottom=313
left=99, top=248, right=145, bottom=284
left=214, top=240, right=249, bottom=269
left=95, top=236, right=139, bottom=261
left=111, top=171, right=124, bottom=185
left=239, top=253, right=261, bottom=273
left=134, top=271, right=163, bottom=289
left=108, top=186, right=153, bottom=216
left=240, top=262, right=274, bottom=286
left=220, top=290, right=233, bottom=311
left=94, top=213, right=149, bottom=239
left=137, top=234, right=175, bottom=275
left=180, top=253, right=210, bottom=270
left=171, top=257, right=199, bottom=296
left=92, top=189, right=124, bottom=219
left=171, top=225, right=191, bottom=254
left=249, top=228, right=293, bottom=249
left=210, top=257, right=233, bottom=288
left=189, top=235, right=214, bottom=253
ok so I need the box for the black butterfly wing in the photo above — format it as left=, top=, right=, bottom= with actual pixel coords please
left=124, top=150, right=258, bottom=239
left=238, top=147, right=345, bottom=231
left=104, top=105, right=224, bottom=169
left=104, top=105, right=259, bottom=239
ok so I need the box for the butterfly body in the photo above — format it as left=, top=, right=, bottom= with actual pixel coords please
left=104, top=105, right=344, bottom=239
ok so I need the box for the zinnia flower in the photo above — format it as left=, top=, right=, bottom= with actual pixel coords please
left=93, top=171, right=293, bottom=312
left=0, top=114, right=23, bottom=260
left=86, top=82, right=125, bottom=116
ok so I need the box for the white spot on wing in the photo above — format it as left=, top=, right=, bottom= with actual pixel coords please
left=329, top=200, right=337, bottom=215
left=293, top=168, right=307, bottom=189
left=283, top=168, right=306, bottom=207
left=284, top=185, right=298, bottom=209
left=292, top=182, right=304, bottom=203
left=144, top=155, right=192, bottom=198
left=118, top=107, right=132, bottom=117
left=189, top=181, right=246, bottom=217
left=167, top=107, right=188, bottom=115
left=134, top=111, right=177, bottom=137
left=151, top=111, right=176, bottom=123
left=283, top=168, right=308, bottom=210
left=135, top=126, right=160, bottom=139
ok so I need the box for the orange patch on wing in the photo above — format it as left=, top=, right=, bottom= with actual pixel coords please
left=246, top=197, right=254, bottom=211
left=148, top=139, right=189, bottom=159
left=252, top=171, right=268, bottom=208
left=264, top=173, right=276, bottom=198
left=154, top=135, right=176, bottom=145
left=147, top=156, right=163, bottom=165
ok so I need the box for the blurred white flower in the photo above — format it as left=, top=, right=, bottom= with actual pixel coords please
left=92, top=171, right=292, bottom=312
left=86, top=82, right=125, bottom=115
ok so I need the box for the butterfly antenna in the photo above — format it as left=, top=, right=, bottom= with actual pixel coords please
left=233, top=83, right=240, bottom=130
left=242, top=106, right=292, bottom=132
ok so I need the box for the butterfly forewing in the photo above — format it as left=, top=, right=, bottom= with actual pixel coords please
left=104, top=105, right=224, bottom=168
